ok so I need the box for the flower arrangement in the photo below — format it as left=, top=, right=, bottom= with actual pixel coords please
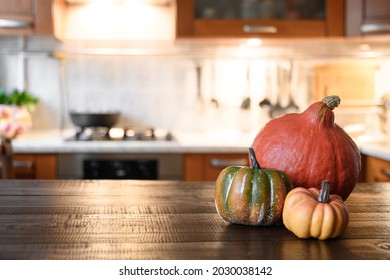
left=0, top=89, right=39, bottom=139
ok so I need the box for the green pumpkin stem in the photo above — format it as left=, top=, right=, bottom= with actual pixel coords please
left=322, top=95, right=340, bottom=110
left=249, top=148, right=261, bottom=170
left=318, top=180, right=331, bottom=203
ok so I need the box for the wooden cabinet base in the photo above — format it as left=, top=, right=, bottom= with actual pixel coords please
left=366, top=156, right=390, bottom=182
left=184, top=153, right=248, bottom=181
left=0, top=154, right=57, bottom=179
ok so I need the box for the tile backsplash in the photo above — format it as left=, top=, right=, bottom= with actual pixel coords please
left=1, top=36, right=390, bottom=137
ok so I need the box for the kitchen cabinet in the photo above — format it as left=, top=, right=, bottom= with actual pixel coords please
left=184, top=153, right=248, bottom=181
left=346, top=0, right=390, bottom=36
left=184, top=152, right=371, bottom=183
left=365, top=155, right=390, bottom=182
left=176, top=0, right=344, bottom=38
left=0, top=0, right=65, bottom=38
left=0, top=154, right=57, bottom=179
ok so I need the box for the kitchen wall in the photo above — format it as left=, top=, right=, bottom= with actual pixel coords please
left=1, top=1, right=390, bottom=137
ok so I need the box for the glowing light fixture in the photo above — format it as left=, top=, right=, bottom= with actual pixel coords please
left=246, top=38, right=262, bottom=47
left=66, top=0, right=171, bottom=5
left=65, top=0, right=174, bottom=40
left=358, top=43, right=381, bottom=58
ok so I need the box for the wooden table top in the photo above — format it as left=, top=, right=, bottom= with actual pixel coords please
left=0, top=180, right=389, bottom=260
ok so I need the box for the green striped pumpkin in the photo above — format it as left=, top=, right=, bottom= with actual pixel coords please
left=215, top=148, right=293, bottom=226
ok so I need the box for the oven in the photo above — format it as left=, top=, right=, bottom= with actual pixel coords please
left=58, top=126, right=183, bottom=180
left=58, top=126, right=182, bottom=180
left=58, top=153, right=183, bottom=180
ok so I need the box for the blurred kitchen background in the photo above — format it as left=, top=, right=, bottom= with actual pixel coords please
left=1, top=0, right=390, bottom=138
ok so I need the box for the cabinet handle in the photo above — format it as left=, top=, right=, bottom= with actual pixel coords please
left=0, top=160, right=34, bottom=168
left=361, top=23, right=390, bottom=34
left=210, top=158, right=248, bottom=168
left=381, top=168, right=390, bottom=178
left=0, top=19, right=31, bottom=28
left=13, top=160, right=33, bottom=169
left=0, top=160, right=33, bottom=169
left=243, top=24, right=277, bottom=34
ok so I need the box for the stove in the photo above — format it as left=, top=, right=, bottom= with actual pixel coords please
left=60, top=126, right=181, bottom=180
left=66, top=127, right=174, bottom=142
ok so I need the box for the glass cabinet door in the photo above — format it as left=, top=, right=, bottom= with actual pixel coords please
left=195, top=0, right=326, bottom=21
left=176, top=0, right=344, bottom=38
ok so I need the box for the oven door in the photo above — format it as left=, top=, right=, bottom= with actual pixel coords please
left=58, top=153, right=183, bottom=180
left=83, top=159, right=158, bottom=179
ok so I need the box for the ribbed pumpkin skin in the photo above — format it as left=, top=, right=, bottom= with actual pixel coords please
left=215, top=165, right=293, bottom=226
left=251, top=97, right=361, bottom=201
left=282, top=186, right=349, bottom=240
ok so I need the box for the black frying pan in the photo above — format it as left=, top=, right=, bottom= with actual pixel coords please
left=70, top=111, right=120, bottom=129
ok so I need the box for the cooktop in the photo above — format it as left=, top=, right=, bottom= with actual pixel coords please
left=66, top=127, right=174, bottom=141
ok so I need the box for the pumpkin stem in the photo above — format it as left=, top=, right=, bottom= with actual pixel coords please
left=322, top=95, right=340, bottom=110
left=318, top=180, right=331, bottom=203
left=249, top=148, right=261, bottom=170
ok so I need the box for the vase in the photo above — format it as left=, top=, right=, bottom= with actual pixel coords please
left=1, top=137, right=14, bottom=179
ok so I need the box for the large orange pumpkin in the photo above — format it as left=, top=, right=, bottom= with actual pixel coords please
left=251, top=95, right=361, bottom=201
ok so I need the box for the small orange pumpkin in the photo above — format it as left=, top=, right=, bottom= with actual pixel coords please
left=282, top=180, right=349, bottom=240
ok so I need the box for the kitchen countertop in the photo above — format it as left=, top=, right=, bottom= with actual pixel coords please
left=0, top=180, right=389, bottom=260
left=10, top=129, right=390, bottom=161
left=358, top=139, right=390, bottom=161
left=11, top=129, right=254, bottom=154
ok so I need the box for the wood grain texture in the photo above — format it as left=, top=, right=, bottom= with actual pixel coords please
left=0, top=180, right=389, bottom=260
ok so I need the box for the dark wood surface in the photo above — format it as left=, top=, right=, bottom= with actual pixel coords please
left=0, top=180, right=389, bottom=260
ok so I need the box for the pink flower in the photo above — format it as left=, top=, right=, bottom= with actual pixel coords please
left=0, top=105, right=32, bottom=139
left=0, top=106, right=11, bottom=118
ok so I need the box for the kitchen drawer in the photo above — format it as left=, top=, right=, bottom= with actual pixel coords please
left=184, top=153, right=248, bottom=181
left=12, top=155, right=35, bottom=179
left=0, top=154, right=58, bottom=179
left=366, top=156, right=390, bottom=182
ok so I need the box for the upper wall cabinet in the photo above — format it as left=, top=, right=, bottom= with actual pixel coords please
left=346, top=0, right=390, bottom=36
left=0, top=0, right=65, bottom=38
left=176, top=0, right=344, bottom=38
